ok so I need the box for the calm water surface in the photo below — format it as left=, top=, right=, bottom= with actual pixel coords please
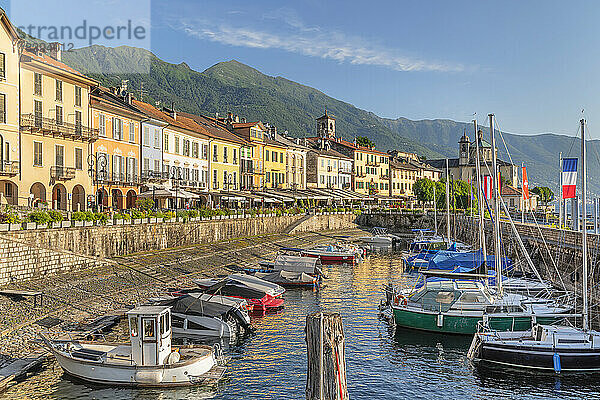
left=4, top=251, right=600, bottom=399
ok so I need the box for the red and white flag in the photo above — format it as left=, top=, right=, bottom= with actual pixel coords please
left=483, top=175, right=493, bottom=200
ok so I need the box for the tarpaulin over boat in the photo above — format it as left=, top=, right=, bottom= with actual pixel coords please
left=427, top=249, right=513, bottom=271
left=272, top=255, right=321, bottom=274
left=254, top=270, right=316, bottom=286
left=158, top=295, right=231, bottom=318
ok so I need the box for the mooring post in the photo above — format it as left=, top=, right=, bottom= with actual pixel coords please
left=305, top=312, right=349, bottom=400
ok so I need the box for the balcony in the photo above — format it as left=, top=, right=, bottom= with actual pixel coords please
left=21, top=113, right=99, bottom=142
left=0, top=161, right=19, bottom=176
left=51, top=166, right=75, bottom=180
left=366, top=161, right=380, bottom=167
left=380, top=174, right=389, bottom=180
left=141, top=170, right=168, bottom=183
left=212, top=181, right=220, bottom=189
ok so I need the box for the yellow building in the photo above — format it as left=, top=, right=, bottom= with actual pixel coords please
left=353, top=146, right=389, bottom=195
left=389, top=160, right=418, bottom=198
left=91, top=87, right=146, bottom=209
left=263, top=138, right=288, bottom=189
left=0, top=11, right=21, bottom=205
left=19, top=49, right=97, bottom=211
left=230, top=120, right=266, bottom=190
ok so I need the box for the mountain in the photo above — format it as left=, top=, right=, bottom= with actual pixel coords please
left=60, top=45, right=600, bottom=195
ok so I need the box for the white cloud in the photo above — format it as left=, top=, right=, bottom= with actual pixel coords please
left=175, top=17, right=464, bottom=73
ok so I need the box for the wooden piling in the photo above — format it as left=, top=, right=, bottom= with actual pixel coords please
left=305, top=312, right=348, bottom=400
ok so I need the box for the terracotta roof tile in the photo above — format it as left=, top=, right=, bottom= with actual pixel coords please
left=22, top=50, right=93, bottom=81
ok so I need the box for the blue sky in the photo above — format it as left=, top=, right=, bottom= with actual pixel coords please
left=5, top=0, right=600, bottom=137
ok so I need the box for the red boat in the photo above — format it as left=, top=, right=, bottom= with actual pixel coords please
left=301, top=244, right=364, bottom=265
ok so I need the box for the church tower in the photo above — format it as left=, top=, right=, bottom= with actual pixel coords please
left=458, top=129, right=470, bottom=166
left=316, top=110, right=336, bottom=138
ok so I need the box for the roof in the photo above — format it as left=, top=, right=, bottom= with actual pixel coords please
left=264, top=136, right=288, bottom=149
left=317, top=110, right=335, bottom=120
left=501, top=185, right=521, bottom=196
left=306, top=140, right=352, bottom=160
left=232, top=121, right=265, bottom=130
left=132, top=100, right=211, bottom=137
left=179, top=112, right=251, bottom=146
left=21, top=50, right=97, bottom=85
left=0, top=8, right=19, bottom=40
left=91, top=87, right=145, bottom=118
left=471, top=139, right=492, bottom=148
left=425, top=158, right=460, bottom=169
left=390, top=160, right=418, bottom=171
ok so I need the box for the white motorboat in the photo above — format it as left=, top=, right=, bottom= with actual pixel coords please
left=152, top=293, right=253, bottom=339
left=41, top=306, right=225, bottom=387
left=360, top=227, right=400, bottom=246
left=194, top=273, right=285, bottom=298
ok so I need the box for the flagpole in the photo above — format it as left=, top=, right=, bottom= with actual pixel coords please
left=581, top=118, right=589, bottom=331
left=474, top=121, right=487, bottom=269
left=490, top=113, right=503, bottom=296
left=559, top=152, right=563, bottom=230
left=433, top=182, right=438, bottom=235
left=445, top=159, right=451, bottom=242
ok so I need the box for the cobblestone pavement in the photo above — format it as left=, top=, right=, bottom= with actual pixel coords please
left=0, top=229, right=364, bottom=365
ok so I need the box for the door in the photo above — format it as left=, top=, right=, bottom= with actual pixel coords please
left=55, top=145, right=64, bottom=167
left=141, top=317, right=158, bottom=366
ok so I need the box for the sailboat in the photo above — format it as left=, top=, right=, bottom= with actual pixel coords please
left=468, top=118, right=600, bottom=373
left=391, top=115, right=570, bottom=335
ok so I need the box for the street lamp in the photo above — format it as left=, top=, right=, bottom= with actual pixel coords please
left=170, top=166, right=182, bottom=210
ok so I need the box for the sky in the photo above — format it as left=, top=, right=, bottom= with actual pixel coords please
left=4, top=0, right=600, bottom=138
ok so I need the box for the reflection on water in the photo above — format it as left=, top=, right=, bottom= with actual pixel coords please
left=3, top=251, right=600, bottom=399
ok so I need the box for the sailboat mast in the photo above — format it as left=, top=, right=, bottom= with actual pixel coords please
left=474, top=121, right=487, bottom=264
left=559, top=152, right=563, bottom=230
left=521, top=162, right=525, bottom=224
left=489, top=114, right=503, bottom=295
left=581, top=118, right=589, bottom=331
left=446, top=159, right=451, bottom=242
left=433, top=183, right=438, bottom=235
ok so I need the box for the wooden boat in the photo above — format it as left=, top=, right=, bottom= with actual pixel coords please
left=41, top=306, right=225, bottom=387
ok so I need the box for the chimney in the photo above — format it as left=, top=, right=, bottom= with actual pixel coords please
left=48, top=42, right=62, bottom=61
left=227, top=112, right=233, bottom=123
left=235, top=115, right=240, bottom=123
left=110, top=87, right=118, bottom=95
left=241, top=117, right=246, bottom=123
left=155, top=101, right=161, bottom=109
left=126, top=93, right=134, bottom=104
left=215, top=112, right=219, bottom=119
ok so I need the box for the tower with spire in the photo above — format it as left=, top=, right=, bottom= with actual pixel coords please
left=316, top=109, right=336, bottom=139
left=458, top=128, right=470, bottom=166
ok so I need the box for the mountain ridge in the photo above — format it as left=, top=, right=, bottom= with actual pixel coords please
left=59, top=44, right=600, bottom=195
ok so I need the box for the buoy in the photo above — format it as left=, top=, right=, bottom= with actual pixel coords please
left=553, top=352, right=561, bottom=373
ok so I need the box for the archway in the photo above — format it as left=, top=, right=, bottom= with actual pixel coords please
left=52, top=183, right=67, bottom=210
left=72, top=185, right=85, bottom=211
left=0, top=180, right=18, bottom=205
left=125, top=190, right=137, bottom=209
left=97, top=188, right=108, bottom=209
left=30, top=182, right=47, bottom=208
left=112, top=189, right=123, bottom=210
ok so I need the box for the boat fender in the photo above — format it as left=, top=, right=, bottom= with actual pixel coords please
left=393, top=294, right=408, bottom=307
left=553, top=353, right=561, bottom=373
left=166, top=351, right=181, bottom=365
left=135, top=370, right=164, bottom=384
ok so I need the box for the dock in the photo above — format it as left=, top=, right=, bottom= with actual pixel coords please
left=0, top=348, right=49, bottom=392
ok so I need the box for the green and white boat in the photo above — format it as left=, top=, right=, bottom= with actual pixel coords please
left=391, top=280, right=570, bottom=335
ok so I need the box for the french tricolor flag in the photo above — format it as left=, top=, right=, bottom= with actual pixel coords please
left=562, top=158, right=578, bottom=199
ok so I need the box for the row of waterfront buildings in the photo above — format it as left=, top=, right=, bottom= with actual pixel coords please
left=0, top=9, right=531, bottom=212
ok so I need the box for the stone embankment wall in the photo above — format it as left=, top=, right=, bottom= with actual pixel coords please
left=0, top=213, right=358, bottom=284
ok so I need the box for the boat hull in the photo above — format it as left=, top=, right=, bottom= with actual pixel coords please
left=475, top=342, right=600, bottom=372
left=52, top=349, right=219, bottom=387
left=392, top=307, right=559, bottom=335
left=301, top=252, right=356, bottom=265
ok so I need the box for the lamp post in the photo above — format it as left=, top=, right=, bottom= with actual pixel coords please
left=89, top=153, right=108, bottom=212
left=170, top=166, right=182, bottom=211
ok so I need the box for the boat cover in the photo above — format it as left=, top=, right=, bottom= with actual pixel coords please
left=272, top=255, right=320, bottom=274
left=427, top=249, right=513, bottom=271
left=254, top=271, right=316, bottom=286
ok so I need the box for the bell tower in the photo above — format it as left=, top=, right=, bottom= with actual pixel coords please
left=316, top=110, right=336, bottom=138
left=458, top=129, right=470, bottom=166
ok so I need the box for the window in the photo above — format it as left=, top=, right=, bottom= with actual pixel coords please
left=130, top=317, right=138, bottom=337
left=34, top=100, right=42, bottom=128
left=266, top=151, right=269, bottom=161
left=143, top=318, right=155, bottom=338
left=112, top=117, right=122, bottom=139
left=34, top=73, right=42, bottom=95
left=233, top=148, right=237, bottom=164
left=192, top=142, right=199, bottom=158
left=143, top=157, right=150, bottom=172
left=213, top=144, right=218, bottom=161
left=129, top=122, right=135, bottom=142
left=202, top=144, right=208, bottom=159
left=33, top=142, right=42, bottom=166
left=55, top=79, right=62, bottom=101
left=213, top=169, right=217, bottom=185
left=174, top=136, right=180, bottom=154
left=0, top=53, right=5, bottom=79
left=280, top=152, right=283, bottom=163
left=164, top=133, right=169, bottom=152
left=154, top=128, right=160, bottom=148
left=266, top=171, right=270, bottom=182
left=143, top=126, right=150, bottom=146
left=74, top=86, right=81, bottom=106
left=99, top=114, right=106, bottom=136
left=75, top=111, right=82, bottom=134
left=0, top=93, right=5, bottom=123
left=55, top=145, right=64, bottom=167
left=183, top=139, right=190, bottom=156
left=55, top=105, right=63, bottom=125
left=75, top=148, right=82, bottom=170
left=154, top=159, right=160, bottom=172
left=272, top=150, right=276, bottom=161
left=223, top=147, right=228, bottom=163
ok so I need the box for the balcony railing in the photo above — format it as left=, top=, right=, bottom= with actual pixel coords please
left=141, top=170, right=168, bottom=182
left=51, top=166, right=75, bottom=180
left=212, top=181, right=219, bottom=189
left=21, top=113, right=99, bottom=141
left=0, top=161, right=19, bottom=176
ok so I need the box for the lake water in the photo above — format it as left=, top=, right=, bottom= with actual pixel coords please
left=3, top=250, right=600, bottom=399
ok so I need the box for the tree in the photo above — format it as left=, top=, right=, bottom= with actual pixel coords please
left=531, top=186, right=554, bottom=206
left=413, top=178, right=434, bottom=204
left=356, top=136, right=375, bottom=148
